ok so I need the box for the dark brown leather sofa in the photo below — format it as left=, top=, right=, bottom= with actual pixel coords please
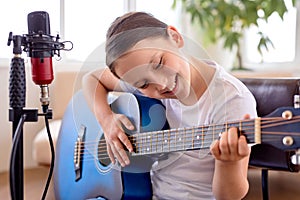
left=240, top=78, right=300, bottom=200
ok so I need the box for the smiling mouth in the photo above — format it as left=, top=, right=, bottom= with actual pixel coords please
left=164, top=75, right=177, bottom=95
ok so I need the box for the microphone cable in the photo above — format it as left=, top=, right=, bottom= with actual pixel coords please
left=40, top=104, right=55, bottom=200
left=9, top=113, right=27, bottom=200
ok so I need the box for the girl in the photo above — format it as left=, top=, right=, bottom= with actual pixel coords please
left=82, top=12, right=257, bottom=199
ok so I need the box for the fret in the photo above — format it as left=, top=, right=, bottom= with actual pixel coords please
left=132, top=135, right=137, bottom=152
left=156, top=130, right=164, bottom=153
left=203, top=123, right=224, bottom=147
left=150, top=132, right=153, bottom=153
left=164, top=130, right=169, bottom=152
left=186, top=128, right=193, bottom=149
left=201, top=126, right=205, bottom=148
left=192, top=127, right=201, bottom=149
left=155, top=130, right=158, bottom=153
left=212, top=124, right=215, bottom=141
left=141, top=133, right=146, bottom=154
left=184, top=128, right=188, bottom=150
left=163, top=131, right=167, bottom=152
left=162, top=130, right=169, bottom=153
left=176, top=129, right=184, bottom=151
left=168, top=130, right=171, bottom=152
left=213, top=123, right=226, bottom=139
left=192, top=128, right=195, bottom=149
left=183, top=128, right=186, bottom=150
left=139, top=133, right=144, bottom=154
left=174, top=129, right=177, bottom=151
left=185, top=128, right=194, bottom=150
left=134, top=134, right=140, bottom=154
left=145, top=132, right=152, bottom=154
left=203, top=125, right=215, bottom=148
left=169, top=130, right=177, bottom=152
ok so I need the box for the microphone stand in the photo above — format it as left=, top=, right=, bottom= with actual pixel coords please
left=7, top=33, right=52, bottom=200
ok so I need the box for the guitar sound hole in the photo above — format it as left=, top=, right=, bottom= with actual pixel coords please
left=97, top=138, right=111, bottom=167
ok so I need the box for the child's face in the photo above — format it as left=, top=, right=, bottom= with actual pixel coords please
left=113, top=36, right=192, bottom=101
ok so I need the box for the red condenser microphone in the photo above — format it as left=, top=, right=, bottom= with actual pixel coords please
left=27, top=11, right=54, bottom=85
left=27, top=11, right=56, bottom=110
left=26, top=11, right=72, bottom=111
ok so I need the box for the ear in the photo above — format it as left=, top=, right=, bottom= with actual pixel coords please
left=167, top=26, right=184, bottom=48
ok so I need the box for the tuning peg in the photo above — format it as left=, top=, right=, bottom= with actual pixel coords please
left=291, top=149, right=300, bottom=165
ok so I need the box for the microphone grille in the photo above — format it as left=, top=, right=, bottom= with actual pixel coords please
left=27, top=11, right=51, bottom=35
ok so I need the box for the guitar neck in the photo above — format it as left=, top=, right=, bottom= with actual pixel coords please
left=130, top=118, right=258, bottom=156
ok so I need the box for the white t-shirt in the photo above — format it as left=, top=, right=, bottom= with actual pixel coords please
left=150, top=62, right=257, bottom=200
left=120, top=61, right=257, bottom=199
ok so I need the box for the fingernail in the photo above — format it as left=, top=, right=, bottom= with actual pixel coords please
left=129, top=125, right=134, bottom=130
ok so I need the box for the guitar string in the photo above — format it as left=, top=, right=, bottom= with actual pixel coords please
left=81, top=118, right=257, bottom=147
left=74, top=117, right=300, bottom=161
left=79, top=129, right=299, bottom=161
left=80, top=140, right=298, bottom=161
left=75, top=116, right=297, bottom=160
left=81, top=129, right=299, bottom=162
left=81, top=129, right=300, bottom=162
left=78, top=119, right=297, bottom=159
left=79, top=116, right=298, bottom=148
left=79, top=122, right=255, bottom=150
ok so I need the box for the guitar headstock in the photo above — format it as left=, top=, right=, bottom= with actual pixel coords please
left=258, top=107, right=300, bottom=151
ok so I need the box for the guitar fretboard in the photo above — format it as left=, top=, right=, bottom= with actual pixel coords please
left=130, top=119, right=257, bottom=156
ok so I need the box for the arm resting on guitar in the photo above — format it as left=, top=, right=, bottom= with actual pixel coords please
left=82, top=68, right=134, bottom=167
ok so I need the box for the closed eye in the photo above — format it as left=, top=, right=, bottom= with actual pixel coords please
left=138, top=81, right=149, bottom=89
left=140, top=83, right=149, bottom=89
left=154, top=57, right=163, bottom=70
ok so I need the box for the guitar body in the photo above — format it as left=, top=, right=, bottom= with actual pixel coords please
left=54, top=91, right=168, bottom=200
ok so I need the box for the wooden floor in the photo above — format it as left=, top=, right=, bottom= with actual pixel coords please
left=0, top=167, right=55, bottom=200
left=1, top=167, right=300, bottom=200
left=245, top=169, right=300, bottom=200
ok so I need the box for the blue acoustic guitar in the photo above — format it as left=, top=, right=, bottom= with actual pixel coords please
left=54, top=90, right=300, bottom=200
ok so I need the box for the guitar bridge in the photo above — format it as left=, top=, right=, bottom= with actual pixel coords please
left=74, top=125, right=86, bottom=181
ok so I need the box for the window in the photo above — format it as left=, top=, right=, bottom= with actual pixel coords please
left=64, top=0, right=124, bottom=61
left=0, top=0, right=179, bottom=63
left=65, top=0, right=179, bottom=62
left=243, top=0, right=298, bottom=66
left=0, top=0, right=60, bottom=59
left=135, top=0, right=180, bottom=28
left=2, top=0, right=299, bottom=72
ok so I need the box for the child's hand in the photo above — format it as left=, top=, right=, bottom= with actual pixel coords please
left=210, top=127, right=250, bottom=162
left=102, top=112, right=134, bottom=167
left=210, top=114, right=251, bottom=162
